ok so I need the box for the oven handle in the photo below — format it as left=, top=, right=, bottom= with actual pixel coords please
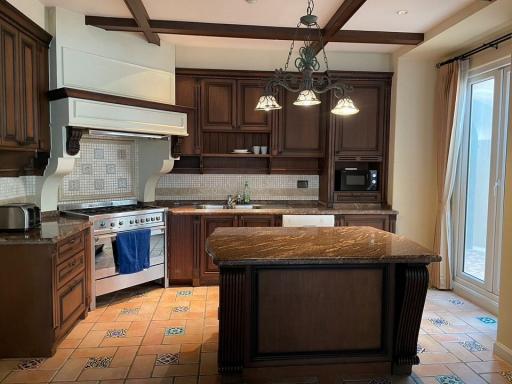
left=94, top=227, right=165, bottom=243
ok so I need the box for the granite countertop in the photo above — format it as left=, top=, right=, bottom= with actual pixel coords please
left=206, top=226, right=441, bottom=266
left=158, top=201, right=398, bottom=216
left=0, top=216, right=90, bottom=245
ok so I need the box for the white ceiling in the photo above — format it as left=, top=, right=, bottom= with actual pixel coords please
left=39, top=0, right=479, bottom=53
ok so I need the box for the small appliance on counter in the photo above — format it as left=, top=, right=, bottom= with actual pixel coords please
left=0, top=203, right=41, bottom=231
left=335, top=168, right=378, bottom=191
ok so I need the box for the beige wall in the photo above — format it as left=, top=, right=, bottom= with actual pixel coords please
left=6, top=0, right=45, bottom=29
left=389, top=57, right=438, bottom=249
left=496, top=47, right=512, bottom=363
left=175, top=45, right=393, bottom=72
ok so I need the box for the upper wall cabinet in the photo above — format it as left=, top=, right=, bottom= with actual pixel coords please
left=201, top=79, right=237, bottom=131
left=237, top=79, right=271, bottom=132
left=273, top=89, right=324, bottom=158
left=333, top=79, right=390, bottom=161
left=0, top=1, right=52, bottom=176
left=175, top=75, right=200, bottom=155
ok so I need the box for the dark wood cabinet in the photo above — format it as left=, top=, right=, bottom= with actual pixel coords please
left=168, top=212, right=282, bottom=286
left=336, top=214, right=396, bottom=233
left=237, top=79, right=270, bottom=131
left=274, top=89, right=324, bottom=158
left=201, top=78, right=237, bottom=131
left=0, top=0, right=52, bottom=176
left=333, top=80, right=387, bottom=161
left=175, top=76, right=200, bottom=155
left=239, top=215, right=275, bottom=227
left=0, top=226, right=91, bottom=357
left=199, top=215, right=237, bottom=284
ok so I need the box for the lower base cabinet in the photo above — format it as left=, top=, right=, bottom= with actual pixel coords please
left=0, top=227, right=91, bottom=357
left=168, top=212, right=396, bottom=286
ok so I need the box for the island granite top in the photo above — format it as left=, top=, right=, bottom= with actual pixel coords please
left=0, top=216, right=90, bottom=245
left=206, top=226, right=441, bottom=265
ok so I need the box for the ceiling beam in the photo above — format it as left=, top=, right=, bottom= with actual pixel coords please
left=84, top=16, right=423, bottom=45
left=311, top=0, right=368, bottom=54
left=123, top=0, right=160, bottom=45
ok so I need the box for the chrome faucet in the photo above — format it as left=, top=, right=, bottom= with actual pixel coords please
left=225, top=194, right=236, bottom=209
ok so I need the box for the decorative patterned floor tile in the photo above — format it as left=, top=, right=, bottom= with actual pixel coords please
left=17, top=358, right=45, bottom=370
left=429, top=318, right=450, bottom=327
left=84, top=356, right=113, bottom=369
left=458, top=340, right=488, bottom=352
left=435, top=375, right=464, bottom=384
left=164, top=327, right=185, bottom=336
left=155, top=353, right=179, bottom=366
left=120, top=307, right=140, bottom=315
left=106, top=329, right=127, bottom=338
left=502, top=371, right=512, bottom=383
left=417, top=344, right=426, bottom=354
left=173, top=306, right=190, bottom=313
left=177, top=290, right=192, bottom=297
left=477, top=316, right=497, bottom=325
left=448, top=298, right=464, bottom=305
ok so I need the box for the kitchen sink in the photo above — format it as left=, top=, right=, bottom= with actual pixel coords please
left=195, top=204, right=263, bottom=210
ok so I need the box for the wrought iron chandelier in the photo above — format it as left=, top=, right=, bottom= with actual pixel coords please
left=255, top=0, right=359, bottom=116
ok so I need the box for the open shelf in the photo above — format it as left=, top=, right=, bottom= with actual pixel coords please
left=202, top=153, right=271, bottom=158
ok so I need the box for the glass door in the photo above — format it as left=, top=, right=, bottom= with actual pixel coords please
left=454, top=62, right=509, bottom=301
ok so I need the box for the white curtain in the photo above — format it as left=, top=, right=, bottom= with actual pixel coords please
left=432, top=60, right=469, bottom=290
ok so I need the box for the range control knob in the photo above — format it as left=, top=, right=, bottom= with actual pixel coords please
left=100, top=222, right=106, bottom=228
left=110, top=222, right=115, bottom=227
left=135, top=219, right=139, bottom=224
left=119, top=221, right=124, bottom=226
left=151, top=217, right=155, bottom=221
left=130, top=220, right=134, bottom=224
left=146, top=218, right=150, bottom=222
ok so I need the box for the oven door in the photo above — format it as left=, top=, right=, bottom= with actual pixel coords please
left=94, top=227, right=166, bottom=280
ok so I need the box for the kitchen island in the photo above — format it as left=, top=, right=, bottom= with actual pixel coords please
left=206, top=226, right=440, bottom=380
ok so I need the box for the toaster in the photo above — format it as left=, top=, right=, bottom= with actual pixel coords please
left=0, top=203, right=41, bottom=231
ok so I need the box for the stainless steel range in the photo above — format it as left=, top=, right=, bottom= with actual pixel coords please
left=61, top=199, right=168, bottom=310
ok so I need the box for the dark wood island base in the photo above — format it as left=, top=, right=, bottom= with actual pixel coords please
left=206, top=227, right=440, bottom=380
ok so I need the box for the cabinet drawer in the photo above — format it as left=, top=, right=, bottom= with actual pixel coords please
left=57, top=232, right=85, bottom=264
left=56, top=273, right=86, bottom=331
left=56, top=250, right=85, bottom=290
left=335, top=191, right=381, bottom=203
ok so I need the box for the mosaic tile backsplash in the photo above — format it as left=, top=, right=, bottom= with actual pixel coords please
left=156, top=174, right=319, bottom=201
left=0, top=176, right=37, bottom=204
left=60, top=136, right=138, bottom=202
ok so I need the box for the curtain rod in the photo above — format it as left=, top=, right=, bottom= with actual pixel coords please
left=436, top=32, right=512, bottom=68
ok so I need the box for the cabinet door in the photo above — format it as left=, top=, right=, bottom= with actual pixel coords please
left=237, top=79, right=271, bottom=131
left=334, top=81, right=386, bottom=159
left=339, top=214, right=390, bottom=232
left=36, top=42, right=49, bottom=152
left=54, top=273, right=86, bottom=338
left=176, top=76, right=200, bottom=154
left=201, top=79, right=236, bottom=131
left=169, top=214, right=196, bottom=284
left=275, top=89, right=324, bottom=157
left=200, top=216, right=237, bottom=284
left=239, top=215, right=275, bottom=227
left=18, top=32, right=38, bottom=148
left=0, top=21, right=19, bottom=147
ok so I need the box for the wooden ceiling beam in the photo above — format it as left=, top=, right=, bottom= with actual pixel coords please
left=311, top=0, right=368, bottom=54
left=123, top=0, right=160, bottom=45
left=84, top=16, right=424, bottom=46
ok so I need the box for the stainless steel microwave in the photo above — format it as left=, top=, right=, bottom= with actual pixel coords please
left=335, top=169, right=378, bottom=191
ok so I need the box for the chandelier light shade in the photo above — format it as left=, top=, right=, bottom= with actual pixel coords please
left=293, top=90, right=321, bottom=106
left=255, top=0, right=359, bottom=116
left=331, top=97, right=360, bottom=116
left=255, top=95, right=282, bottom=111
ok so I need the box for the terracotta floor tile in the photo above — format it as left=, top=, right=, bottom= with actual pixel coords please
left=77, top=366, right=129, bottom=381
left=100, top=336, right=143, bottom=347
left=137, top=345, right=180, bottom=356
left=64, top=322, right=94, bottom=340
left=201, top=343, right=218, bottom=353
left=110, top=346, right=139, bottom=368
left=198, top=374, right=222, bottom=384
left=446, top=362, right=488, bottom=384
left=412, top=363, right=452, bottom=377
left=57, top=338, right=82, bottom=349
left=71, top=347, right=118, bottom=358
left=79, top=330, right=108, bottom=348
left=127, top=355, right=156, bottom=379
left=38, top=348, right=74, bottom=370
left=199, top=353, right=217, bottom=375
left=175, top=376, right=199, bottom=384
left=163, top=333, right=203, bottom=345
left=480, top=373, right=511, bottom=383
left=418, top=352, right=461, bottom=365
left=51, top=357, right=89, bottom=382
left=92, top=321, right=132, bottom=331
left=152, top=363, right=199, bottom=377
left=125, top=379, right=173, bottom=384
left=2, top=369, right=56, bottom=383
left=467, top=360, right=512, bottom=373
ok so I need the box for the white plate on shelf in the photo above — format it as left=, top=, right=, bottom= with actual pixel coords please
left=232, top=149, right=250, bottom=154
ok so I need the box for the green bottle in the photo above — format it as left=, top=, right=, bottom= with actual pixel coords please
left=243, top=181, right=250, bottom=204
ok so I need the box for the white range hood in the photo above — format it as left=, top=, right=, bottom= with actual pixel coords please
left=37, top=95, right=188, bottom=212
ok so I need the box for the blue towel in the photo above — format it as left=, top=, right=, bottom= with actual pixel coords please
left=114, top=229, right=151, bottom=274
